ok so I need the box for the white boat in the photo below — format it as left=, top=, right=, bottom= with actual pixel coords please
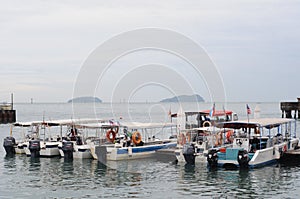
left=175, top=126, right=232, bottom=164
left=207, top=118, right=299, bottom=169
left=96, top=122, right=177, bottom=162
left=171, top=109, right=238, bottom=129
left=23, top=118, right=106, bottom=158
left=174, top=108, right=237, bottom=165
left=3, top=122, right=38, bottom=155
left=58, top=120, right=117, bottom=159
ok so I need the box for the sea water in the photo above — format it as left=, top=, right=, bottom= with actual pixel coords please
left=0, top=102, right=299, bottom=199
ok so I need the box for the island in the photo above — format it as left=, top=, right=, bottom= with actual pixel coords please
left=160, top=94, right=204, bottom=103
left=67, top=96, right=102, bottom=103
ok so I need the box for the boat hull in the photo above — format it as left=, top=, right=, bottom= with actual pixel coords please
left=25, top=141, right=60, bottom=157
left=107, top=142, right=177, bottom=161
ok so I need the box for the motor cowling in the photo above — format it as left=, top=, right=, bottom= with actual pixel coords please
left=3, top=136, right=16, bottom=156
left=237, top=150, right=249, bottom=169
left=29, top=140, right=40, bottom=158
left=183, top=143, right=196, bottom=165
left=207, top=149, right=218, bottom=168
left=62, top=141, right=74, bottom=159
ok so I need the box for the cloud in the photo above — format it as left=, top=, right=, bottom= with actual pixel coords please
left=0, top=0, right=299, bottom=102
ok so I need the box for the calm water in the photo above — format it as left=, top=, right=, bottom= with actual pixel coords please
left=1, top=102, right=300, bottom=199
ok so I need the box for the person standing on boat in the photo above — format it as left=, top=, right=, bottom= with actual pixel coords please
left=124, top=128, right=132, bottom=147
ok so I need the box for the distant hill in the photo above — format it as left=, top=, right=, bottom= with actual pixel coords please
left=160, top=94, right=204, bottom=103
left=67, top=96, right=102, bottom=103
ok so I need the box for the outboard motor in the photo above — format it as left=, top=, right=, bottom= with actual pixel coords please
left=62, top=141, right=74, bottom=160
left=237, top=150, right=250, bottom=169
left=183, top=143, right=196, bottom=165
left=3, top=136, right=16, bottom=156
left=29, top=140, right=40, bottom=158
left=76, top=136, right=83, bottom=145
left=207, top=149, right=218, bottom=169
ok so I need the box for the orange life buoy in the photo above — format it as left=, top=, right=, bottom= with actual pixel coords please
left=203, top=121, right=211, bottom=127
left=226, top=130, right=234, bottom=143
left=132, top=131, right=142, bottom=145
left=106, top=130, right=116, bottom=143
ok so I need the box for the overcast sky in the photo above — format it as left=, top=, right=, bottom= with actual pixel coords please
left=0, top=0, right=299, bottom=103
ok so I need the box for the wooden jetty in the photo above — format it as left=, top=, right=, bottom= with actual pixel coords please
left=280, top=98, right=300, bottom=119
left=0, top=94, right=16, bottom=124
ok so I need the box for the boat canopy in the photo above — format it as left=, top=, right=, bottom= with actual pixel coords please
left=14, top=118, right=110, bottom=127
left=120, top=122, right=176, bottom=129
left=72, top=122, right=118, bottom=129
left=189, top=127, right=222, bottom=132
left=13, top=122, right=37, bottom=127
left=171, top=110, right=233, bottom=117
left=217, top=118, right=295, bottom=129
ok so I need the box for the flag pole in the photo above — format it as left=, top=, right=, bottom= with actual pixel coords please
left=247, top=111, right=250, bottom=123
left=246, top=104, right=251, bottom=123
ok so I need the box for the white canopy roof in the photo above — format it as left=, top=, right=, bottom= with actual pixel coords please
left=218, top=118, right=295, bottom=129
left=120, top=122, right=176, bottom=129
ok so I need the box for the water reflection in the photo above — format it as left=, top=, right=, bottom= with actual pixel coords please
left=62, top=159, right=74, bottom=174
left=3, top=155, right=16, bottom=167
left=29, top=157, right=40, bottom=171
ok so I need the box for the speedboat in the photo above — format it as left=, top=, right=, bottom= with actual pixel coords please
left=23, top=118, right=105, bottom=158
left=207, top=118, right=299, bottom=169
left=173, top=108, right=237, bottom=165
left=3, top=122, right=38, bottom=155
left=58, top=120, right=118, bottom=160
left=95, top=122, right=177, bottom=162
left=175, top=126, right=233, bottom=164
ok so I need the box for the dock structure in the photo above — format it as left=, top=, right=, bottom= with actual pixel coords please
left=0, top=93, right=16, bottom=124
left=280, top=98, right=300, bottom=119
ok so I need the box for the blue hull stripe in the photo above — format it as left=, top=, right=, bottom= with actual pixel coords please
left=117, top=143, right=176, bottom=155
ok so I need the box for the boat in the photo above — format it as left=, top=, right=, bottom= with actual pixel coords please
left=3, top=122, right=37, bottom=155
left=58, top=120, right=118, bottom=160
left=175, top=126, right=232, bottom=165
left=207, top=118, right=300, bottom=169
left=171, top=109, right=238, bottom=129
left=95, top=122, right=177, bottom=162
left=174, top=109, right=238, bottom=165
left=23, top=118, right=105, bottom=158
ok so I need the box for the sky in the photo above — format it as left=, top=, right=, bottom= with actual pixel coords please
left=0, top=0, right=299, bottom=103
